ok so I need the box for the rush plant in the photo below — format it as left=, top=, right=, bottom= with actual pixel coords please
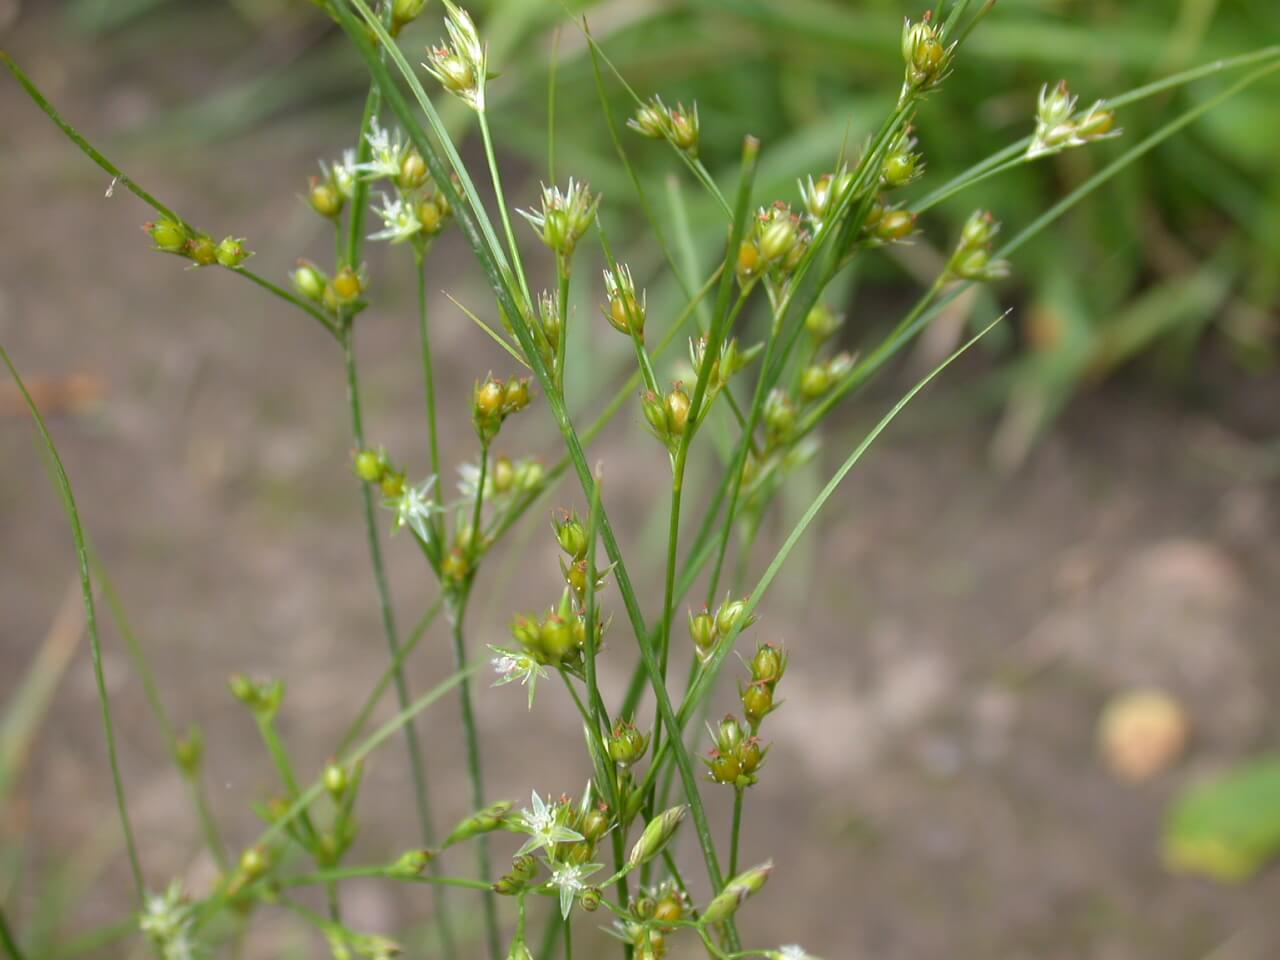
left=3, top=2, right=1277, bottom=959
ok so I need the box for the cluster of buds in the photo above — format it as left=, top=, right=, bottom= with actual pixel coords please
left=341, top=121, right=455, bottom=248
left=1027, top=81, right=1120, bottom=159
left=881, top=126, right=924, bottom=188
left=612, top=878, right=688, bottom=958
left=509, top=600, right=600, bottom=671
left=736, top=202, right=809, bottom=288
left=504, top=786, right=616, bottom=918
left=900, top=13, right=955, bottom=100
left=798, top=164, right=856, bottom=232
left=355, top=448, right=442, bottom=545
left=472, top=373, right=532, bottom=442
left=688, top=335, right=762, bottom=404
left=627, top=95, right=701, bottom=157
left=688, top=595, right=756, bottom=665
left=946, top=210, right=1009, bottom=282
left=291, top=260, right=369, bottom=312
left=641, top=384, right=691, bottom=454
left=602, top=264, right=646, bottom=341
left=862, top=195, right=917, bottom=246
left=797, top=351, right=853, bottom=402
left=422, top=1, right=487, bottom=111
left=553, top=509, right=611, bottom=604
left=519, top=179, right=600, bottom=259
left=228, top=674, right=284, bottom=718
left=706, top=643, right=786, bottom=788
left=145, top=220, right=252, bottom=269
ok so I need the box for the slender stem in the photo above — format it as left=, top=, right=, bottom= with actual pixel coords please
left=729, top=789, right=744, bottom=879
left=340, top=323, right=453, bottom=954
left=415, top=249, right=447, bottom=549
left=256, top=716, right=320, bottom=846
left=555, top=254, right=571, bottom=394
left=563, top=916, right=573, bottom=960
left=447, top=588, right=502, bottom=960
left=478, top=110, right=533, bottom=311
left=0, top=348, right=144, bottom=901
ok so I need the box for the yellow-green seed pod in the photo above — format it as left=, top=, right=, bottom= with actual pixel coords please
left=798, top=364, right=831, bottom=400
left=147, top=218, right=189, bottom=253
left=188, top=235, right=218, bottom=266
left=308, top=178, right=344, bottom=218
left=700, top=861, right=772, bottom=925
left=354, top=449, right=384, bottom=483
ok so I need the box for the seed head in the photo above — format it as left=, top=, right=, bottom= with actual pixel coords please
left=422, top=2, right=487, bottom=111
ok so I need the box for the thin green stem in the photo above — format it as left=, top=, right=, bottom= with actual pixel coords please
left=729, top=789, right=744, bottom=879
left=479, top=110, right=533, bottom=311
left=555, top=254, right=571, bottom=394
left=447, top=586, right=502, bottom=960
left=415, top=248, right=447, bottom=549
left=1, top=347, right=144, bottom=901
left=340, top=323, right=452, bottom=952
left=563, top=916, right=573, bottom=960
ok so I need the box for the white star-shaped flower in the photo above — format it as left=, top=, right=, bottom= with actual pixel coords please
left=489, top=645, right=547, bottom=709
left=549, top=861, right=602, bottom=919
left=514, top=790, right=583, bottom=858
left=356, top=119, right=408, bottom=180
left=388, top=477, right=438, bottom=542
left=369, top=193, right=422, bottom=244
left=320, top=148, right=359, bottom=200
left=775, top=947, right=818, bottom=960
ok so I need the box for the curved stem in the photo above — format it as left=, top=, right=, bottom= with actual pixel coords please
left=478, top=109, right=532, bottom=311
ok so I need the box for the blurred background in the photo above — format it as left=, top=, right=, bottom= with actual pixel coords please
left=1, top=0, right=1279, bottom=957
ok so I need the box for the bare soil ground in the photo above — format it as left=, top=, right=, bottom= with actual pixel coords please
left=2, top=10, right=1279, bottom=960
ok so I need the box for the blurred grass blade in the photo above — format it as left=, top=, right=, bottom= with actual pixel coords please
left=0, top=346, right=145, bottom=901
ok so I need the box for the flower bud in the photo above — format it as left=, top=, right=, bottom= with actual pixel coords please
left=323, top=761, right=348, bottom=797
left=798, top=364, right=831, bottom=400
left=707, top=750, right=742, bottom=785
left=380, top=469, right=406, bottom=499
left=540, top=615, right=575, bottom=663
left=629, top=100, right=668, bottom=139
left=607, top=719, right=650, bottom=768
left=354, top=449, right=384, bottom=482
left=763, top=388, right=796, bottom=445
left=736, top=240, right=763, bottom=282
left=739, top=736, right=766, bottom=775
left=742, top=680, right=775, bottom=727
left=507, top=938, right=534, bottom=960
left=633, top=895, right=657, bottom=920
left=653, top=891, right=685, bottom=926
left=308, top=177, right=345, bottom=218
left=664, top=386, right=691, bottom=438
left=716, top=715, right=745, bottom=754
left=174, top=725, right=203, bottom=776
left=603, top=265, right=646, bottom=341
left=580, top=887, right=602, bottom=912
left=397, top=150, right=429, bottom=191
left=441, top=548, right=470, bottom=588
left=756, top=205, right=800, bottom=263
left=147, top=218, right=189, bottom=253
left=391, top=0, right=428, bottom=31
left=750, top=643, right=787, bottom=686
left=667, top=104, right=699, bottom=155
left=553, top=511, right=588, bottom=560
left=714, top=596, right=753, bottom=638
left=238, top=845, right=269, bottom=881
left=445, top=801, right=513, bottom=846
left=510, top=854, right=539, bottom=881
left=581, top=805, right=611, bottom=841
left=874, top=209, right=916, bottom=242
left=188, top=234, right=218, bottom=267
left=390, top=848, right=435, bottom=877
left=689, top=609, right=716, bottom=654
left=291, top=261, right=327, bottom=301
left=513, top=458, right=545, bottom=492
left=327, top=266, right=367, bottom=308
left=628, top=806, right=686, bottom=869
left=641, top=391, right=668, bottom=436
left=805, top=303, right=841, bottom=342
left=700, top=861, right=772, bottom=925
left=215, top=236, right=251, bottom=268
